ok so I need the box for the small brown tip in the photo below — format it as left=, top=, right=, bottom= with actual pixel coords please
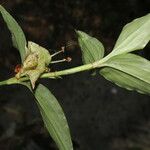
left=14, top=64, right=22, bottom=73
left=61, top=46, right=65, bottom=52
left=66, top=57, right=72, bottom=62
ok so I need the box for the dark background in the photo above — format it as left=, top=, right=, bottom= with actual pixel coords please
left=0, top=0, right=150, bottom=150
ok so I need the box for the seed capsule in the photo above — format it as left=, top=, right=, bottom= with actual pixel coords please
left=23, top=52, right=38, bottom=70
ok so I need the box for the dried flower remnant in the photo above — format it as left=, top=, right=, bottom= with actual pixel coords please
left=15, top=41, right=51, bottom=88
left=15, top=43, right=72, bottom=88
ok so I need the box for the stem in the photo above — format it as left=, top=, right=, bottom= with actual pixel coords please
left=42, top=63, right=95, bottom=78
left=0, top=77, right=20, bottom=86
left=51, top=59, right=67, bottom=64
left=51, top=48, right=64, bottom=57
left=0, top=59, right=105, bottom=86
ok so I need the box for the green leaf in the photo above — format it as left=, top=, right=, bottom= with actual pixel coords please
left=77, top=30, right=104, bottom=64
left=34, top=84, right=73, bottom=150
left=111, top=13, right=150, bottom=56
left=0, top=5, right=27, bottom=62
left=100, top=53, right=150, bottom=94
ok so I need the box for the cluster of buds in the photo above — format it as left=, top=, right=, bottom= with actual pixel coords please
left=14, top=46, right=72, bottom=74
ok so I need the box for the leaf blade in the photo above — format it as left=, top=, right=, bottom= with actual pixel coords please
left=100, top=67, right=150, bottom=94
left=111, top=13, right=150, bottom=56
left=100, top=53, right=150, bottom=94
left=0, top=5, right=27, bottom=62
left=77, top=30, right=105, bottom=64
left=34, top=84, right=73, bottom=150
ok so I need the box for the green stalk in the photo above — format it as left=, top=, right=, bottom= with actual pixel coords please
left=42, top=63, right=95, bottom=78
left=0, top=59, right=106, bottom=86
left=0, top=77, right=20, bottom=86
